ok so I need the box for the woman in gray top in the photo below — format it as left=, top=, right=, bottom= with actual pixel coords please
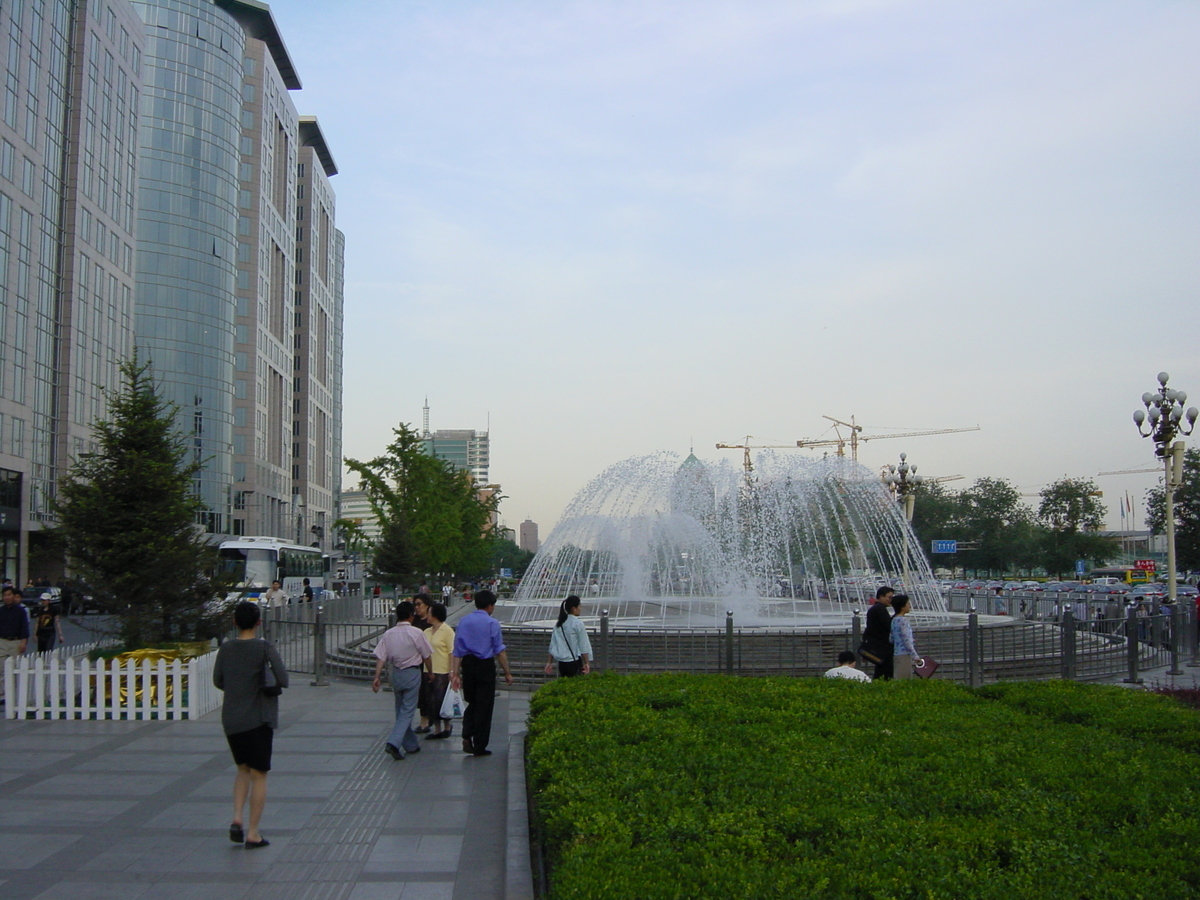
left=213, top=601, right=288, bottom=849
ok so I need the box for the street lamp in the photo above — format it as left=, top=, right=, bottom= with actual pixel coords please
left=882, top=453, right=923, bottom=589
left=1133, top=371, right=1198, bottom=604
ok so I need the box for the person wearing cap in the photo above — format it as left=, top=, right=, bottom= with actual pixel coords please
left=33, top=594, right=64, bottom=652
left=450, top=589, right=512, bottom=757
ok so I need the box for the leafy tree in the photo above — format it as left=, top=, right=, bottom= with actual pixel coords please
left=909, top=480, right=962, bottom=565
left=1147, top=447, right=1200, bottom=571
left=1036, top=478, right=1117, bottom=577
left=956, top=477, right=1034, bottom=576
left=370, top=513, right=415, bottom=583
left=345, top=423, right=500, bottom=581
left=52, top=357, right=231, bottom=648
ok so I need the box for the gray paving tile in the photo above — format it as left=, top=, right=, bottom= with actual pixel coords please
left=0, top=799, right=137, bottom=827
left=81, top=834, right=208, bottom=872
left=137, top=882, right=254, bottom=900
left=145, top=800, right=320, bottom=831
left=170, top=836, right=291, bottom=873
left=400, top=885, right=454, bottom=900
left=364, top=834, right=461, bottom=874
left=19, top=772, right=181, bottom=797
left=0, top=734, right=118, bottom=751
left=32, top=882, right=151, bottom=900
left=0, top=832, right=82, bottom=868
left=347, top=884, right=406, bottom=900
left=117, top=736, right=229, bottom=752
left=383, top=799, right=468, bottom=830
left=75, top=752, right=217, bottom=773
left=186, top=773, right=344, bottom=800
left=268, top=753, right=362, bottom=772
left=0, top=751, right=73, bottom=770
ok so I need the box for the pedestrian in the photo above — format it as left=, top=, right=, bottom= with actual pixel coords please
left=262, top=579, right=287, bottom=609
left=423, top=601, right=455, bottom=740
left=859, top=586, right=894, bottom=680
left=301, top=577, right=314, bottom=604
left=412, top=594, right=433, bottom=734
left=371, top=600, right=432, bottom=761
left=212, top=600, right=288, bottom=849
left=824, top=650, right=872, bottom=681
left=450, top=589, right=513, bottom=757
left=543, top=595, right=592, bottom=678
left=441, top=583, right=452, bottom=605
left=890, top=594, right=921, bottom=680
left=33, top=594, right=64, bottom=652
left=0, top=584, right=30, bottom=702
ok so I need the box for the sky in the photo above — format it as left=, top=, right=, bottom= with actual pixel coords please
left=275, top=0, right=1199, bottom=537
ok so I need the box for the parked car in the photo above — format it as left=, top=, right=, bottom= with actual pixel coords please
left=19, top=586, right=60, bottom=610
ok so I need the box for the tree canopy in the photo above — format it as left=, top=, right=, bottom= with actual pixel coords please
left=52, top=357, right=231, bottom=647
left=345, top=423, right=501, bottom=582
left=1147, top=448, right=1200, bottom=572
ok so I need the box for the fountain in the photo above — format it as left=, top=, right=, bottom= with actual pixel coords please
left=509, top=451, right=947, bottom=629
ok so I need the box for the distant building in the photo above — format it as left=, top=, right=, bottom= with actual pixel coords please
left=338, top=489, right=380, bottom=545
left=420, top=401, right=490, bottom=485
left=519, top=519, right=539, bottom=554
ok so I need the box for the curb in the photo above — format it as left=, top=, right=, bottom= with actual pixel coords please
left=507, top=727, right=535, bottom=899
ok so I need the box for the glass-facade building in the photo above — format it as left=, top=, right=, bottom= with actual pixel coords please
left=0, top=0, right=142, bottom=583
left=130, top=0, right=246, bottom=534
left=0, top=0, right=343, bottom=583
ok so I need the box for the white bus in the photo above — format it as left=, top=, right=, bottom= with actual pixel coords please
left=218, top=536, right=326, bottom=601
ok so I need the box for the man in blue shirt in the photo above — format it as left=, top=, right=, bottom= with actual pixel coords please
left=450, top=590, right=512, bottom=756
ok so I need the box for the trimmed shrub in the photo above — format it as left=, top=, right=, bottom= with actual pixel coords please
left=527, top=675, right=1200, bottom=900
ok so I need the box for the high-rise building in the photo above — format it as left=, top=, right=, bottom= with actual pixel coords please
left=133, top=0, right=342, bottom=549
left=518, top=519, right=539, bottom=554
left=0, top=0, right=144, bottom=582
left=0, top=0, right=343, bottom=584
left=421, top=402, right=490, bottom=485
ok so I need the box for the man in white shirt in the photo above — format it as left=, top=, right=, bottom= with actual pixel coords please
left=262, top=580, right=287, bottom=609
left=824, top=650, right=872, bottom=682
left=372, top=600, right=433, bottom=760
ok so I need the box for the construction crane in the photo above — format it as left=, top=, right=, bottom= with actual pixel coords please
left=715, top=436, right=797, bottom=475
left=1098, top=467, right=1159, bottom=476
left=796, top=415, right=981, bottom=461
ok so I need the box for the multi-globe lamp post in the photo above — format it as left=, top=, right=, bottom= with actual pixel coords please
left=882, top=453, right=922, bottom=589
left=1133, top=372, right=1198, bottom=605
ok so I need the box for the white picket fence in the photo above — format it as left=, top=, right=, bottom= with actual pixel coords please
left=3, top=648, right=220, bottom=720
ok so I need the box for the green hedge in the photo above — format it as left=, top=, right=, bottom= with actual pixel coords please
left=527, top=675, right=1200, bottom=900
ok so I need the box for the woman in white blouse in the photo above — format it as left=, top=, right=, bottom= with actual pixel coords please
left=544, top=595, right=592, bottom=677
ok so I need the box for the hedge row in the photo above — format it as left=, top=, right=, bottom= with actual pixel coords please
left=526, top=675, right=1200, bottom=900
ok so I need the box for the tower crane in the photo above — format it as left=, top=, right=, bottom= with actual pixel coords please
left=1097, top=467, right=1159, bottom=476
left=715, top=437, right=797, bottom=475
left=796, top=415, right=981, bottom=461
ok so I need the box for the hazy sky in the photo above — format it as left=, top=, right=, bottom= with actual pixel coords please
left=277, top=0, right=1199, bottom=536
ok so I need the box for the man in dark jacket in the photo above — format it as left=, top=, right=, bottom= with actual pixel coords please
left=860, top=586, right=894, bottom=680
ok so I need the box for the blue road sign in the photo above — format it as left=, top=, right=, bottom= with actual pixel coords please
left=1075, top=559, right=1086, bottom=575
left=932, top=540, right=957, bottom=554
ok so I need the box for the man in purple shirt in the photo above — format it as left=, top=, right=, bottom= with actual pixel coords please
left=450, top=590, right=513, bottom=756
left=373, top=600, right=433, bottom=760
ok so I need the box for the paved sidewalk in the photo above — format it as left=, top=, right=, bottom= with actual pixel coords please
left=0, top=678, right=533, bottom=900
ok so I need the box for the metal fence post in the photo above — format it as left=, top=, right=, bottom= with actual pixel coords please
left=310, top=604, right=329, bottom=686
left=598, top=609, right=609, bottom=673
left=1124, top=603, right=1141, bottom=684
left=1060, top=608, right=1075, bottom=681
left=1168, top=603, right=1183, bottom=675
left=725, top=610, right=734, bottom=675
left=968, top=606, right=981, bottom=688
left=851, top=609, right=862, bottom=653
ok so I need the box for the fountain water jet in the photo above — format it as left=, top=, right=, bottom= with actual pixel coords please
left=510, top=452, right=947, bottom=628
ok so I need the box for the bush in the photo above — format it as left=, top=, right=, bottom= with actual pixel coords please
left=527, top=675, right=1200, bottom=900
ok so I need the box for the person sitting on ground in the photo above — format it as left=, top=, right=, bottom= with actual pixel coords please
left=824, top=650, right=872, bottom=682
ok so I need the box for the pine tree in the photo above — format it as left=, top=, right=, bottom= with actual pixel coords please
left=52, top=357, right=230, bottom=648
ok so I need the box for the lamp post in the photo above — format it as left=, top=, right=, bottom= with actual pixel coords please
left=882, top=453, right=922, bottom=589
left=1133, top=372, right=1198, bottom=605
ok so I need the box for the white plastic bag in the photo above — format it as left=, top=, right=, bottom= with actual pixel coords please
left=440, top=686, right=465, bottom=719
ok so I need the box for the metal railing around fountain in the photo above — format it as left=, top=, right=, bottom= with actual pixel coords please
left=251, top=594, right=1197, bottom=691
